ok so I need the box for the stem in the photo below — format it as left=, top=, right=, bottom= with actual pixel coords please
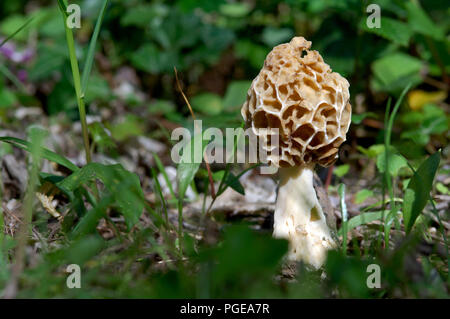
left=61, top=10, right=91, bottom=164
left=273, top=164, right=336, bottom=269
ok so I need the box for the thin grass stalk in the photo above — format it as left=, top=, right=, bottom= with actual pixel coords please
left=3, top=129, right=44, bottom=298
left=57, top=0, right=91, bottom=164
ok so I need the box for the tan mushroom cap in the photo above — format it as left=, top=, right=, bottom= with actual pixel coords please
left=242, top=36, right=351, bottom=167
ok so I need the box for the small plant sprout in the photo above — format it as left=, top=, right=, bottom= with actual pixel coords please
left=242, top=37, right=352, bottom=269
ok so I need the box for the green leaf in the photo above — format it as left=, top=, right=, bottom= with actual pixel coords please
left=110, top=115, right=144, bottom=141
left=89, top=122, right=116, bottom=152
left=130, top=44, right=179, bottom=74
left=351, top=112, right=377, bottom=124
left=354, top=189, right=374, bottom=205
left=223, top=81, right=251, bottom=110
left=0, top=136, right=79, bottom=172
left=84, top=74, right=111, bottom=103
left=372, top=53, right=422, bottom=92
left=29, top=42, right=67, bottom=81
left=120, top=4, right=167, bottom=27
left=219, top=3, right=251, bottom=17
left=436, top=182, right=450, bottom=195
left=402, top=152, right=440, bottom=233
left=333, top=164, right=350, bottom=178
left=222, top=172, right=245, bottom=195
left=357, top=144, right=385, bottom=159
left=362, top=17, right=411, bottom=46
left=177, top=132, right=211, bottom=202
left=235, top=40, right=269, bottom=70
left=0, top=87, right=17, bottom=108
left=261, top=27, right=294, bottom=47
left=191, top=93, right=223, bottom=116
left=177, top=139, right=202, bottom=201
left=376, top=150, right=408, bottom=177
left=58, top=163, right=145, bottom=231
left=338, top=211, right=388, bottom=236
left=406, top=2, right=444, bottom=41
left=148, top=100, right=175, bottom=115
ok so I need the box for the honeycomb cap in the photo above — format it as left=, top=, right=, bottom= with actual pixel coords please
left=242, top=36, right=351, bottom=167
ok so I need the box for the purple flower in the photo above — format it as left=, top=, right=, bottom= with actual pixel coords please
left=17, top=69, right=28, bottom=83
left=0, top=37, right=35, bottom=63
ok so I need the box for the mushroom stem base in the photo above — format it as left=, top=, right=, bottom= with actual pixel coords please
left=273, top=165, right=336, bottom=269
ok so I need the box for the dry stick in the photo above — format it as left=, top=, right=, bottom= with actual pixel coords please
left=423, top=76, right=449, bottom=91
left=174, top=67, right=216, bottom=199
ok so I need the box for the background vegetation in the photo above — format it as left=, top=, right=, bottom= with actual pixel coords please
left=0, top=0, right=448, bottom=298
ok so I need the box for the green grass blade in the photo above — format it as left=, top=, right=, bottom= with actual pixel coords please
left=338, top=184, right=348, bottom=255
left=0, top=136, right=79, bottom=172
left=57, top=0, right=91, bottom=164
left=81, top=0, right=109, bottom=94
left=383, top=84, right=411, bottom=248
left=0, top=64, right=28, bottom=93
left=151, top=167, right=169, bottom=224
left=153, top=152, right=176, bottom=200
left=0, top=17, right=34, bottom=48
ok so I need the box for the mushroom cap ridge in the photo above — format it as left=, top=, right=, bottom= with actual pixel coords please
left=241, top=36, right=351, bottom=168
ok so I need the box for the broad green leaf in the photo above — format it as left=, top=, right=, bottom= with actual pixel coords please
left=406, top=2, right=444, bottom=41
left=334, top=164, right=350, bottom=178
left=64, top=235, right=104, bottom=264
left=372, top=53, right=422, bottom=90
left=338, top=211, right=388, bottom=236
left=351, top=112, right=377, bottom=124
left=0, top=88, right=17, bottom=108
left=177, top=133, right=211, bottom=202
left=235, top=40, right=269, bottom=70
left=58, top=163, right=145, bottom=230
left=362, top=17, right=411, bottom=47
left=357, top=144, right=384, bottom=159
left=219, top=3, right=251, bottom=17
left=130, top=44, right=179, bottom=74
left=355, top=189, right=374, bottom=205
left=376, top=150, right=408, bottom=176
left=29, top=42, right=67, bottom=81
left=436, top=183, right=450, bottom=195
left=402, top=152, right=440, bottom=233
left=223, top=81, right=251, bottom=110
left=110, top=115, right=144, bottom=141
left=191, top=93, right=223, bottom=116
left=262, top=27, right=294, bottom=47
left=148, top=100, right=175, bottom=115
left=84, top=74, right=111, bottom=103
left=0, top=136, right=79, bottom=172
left=120, top=4, right=167, bottom=27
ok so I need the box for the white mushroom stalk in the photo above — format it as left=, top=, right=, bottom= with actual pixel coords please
left=241, top=37, right=351, bottom=269
left=274, top=164, right=336, bottom=269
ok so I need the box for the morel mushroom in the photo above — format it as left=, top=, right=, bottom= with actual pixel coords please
left=241, top=37, right=351, bottom=269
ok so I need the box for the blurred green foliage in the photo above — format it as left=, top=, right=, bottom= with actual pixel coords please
left=0, top=0, right=448, bottom=299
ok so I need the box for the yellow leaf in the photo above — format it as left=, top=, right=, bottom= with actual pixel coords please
left=408, top=90, right=447, bottom=110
